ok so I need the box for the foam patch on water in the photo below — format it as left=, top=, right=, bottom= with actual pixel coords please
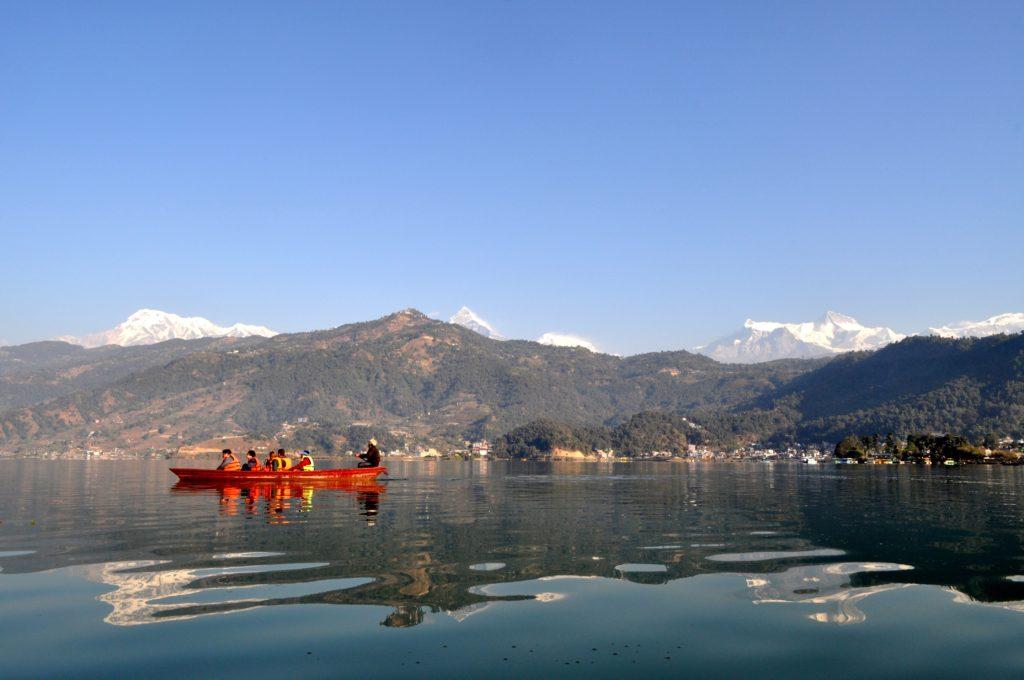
left=0, top=550, right=35, bottom=558
left=706, top=549, right=845, bottom=563
left=640, top=544, right=683, bottom=550
left=615, top=563, right=668, bottom=573
left=469, top=562, right=506, bottom=571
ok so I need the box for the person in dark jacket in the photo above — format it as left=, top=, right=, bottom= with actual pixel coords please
left=358, top=439, right=381, bottom=468
left=242, top=450, right=261, bottom=471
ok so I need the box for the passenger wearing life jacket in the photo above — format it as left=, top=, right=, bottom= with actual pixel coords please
left=242, top=450, right=261, bottom=471
left=263, top=449, right=276, bottom=470
left=271, top=448, right=292, bottom=471
left=217, top=449, right=242, bottom=471
left=296, top=450, right=315, bottom=471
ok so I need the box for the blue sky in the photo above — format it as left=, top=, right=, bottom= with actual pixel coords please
left=2, top=1, right=1021, bottom=354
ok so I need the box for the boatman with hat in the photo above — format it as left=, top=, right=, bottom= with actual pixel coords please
left=358, top=439, right=381, bottom=468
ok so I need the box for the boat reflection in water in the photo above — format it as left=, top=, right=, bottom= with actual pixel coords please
left=170, top=477, right=386, bottom=525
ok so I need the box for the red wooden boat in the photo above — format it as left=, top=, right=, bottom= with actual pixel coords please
left=170, top=466, right=387, bottom=482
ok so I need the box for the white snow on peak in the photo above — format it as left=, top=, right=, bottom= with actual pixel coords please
left=698, top=311, right=904, bottom=363
left=928, top=312, right=1024, bottom=338
left=537, top=332, right=599, bottom=353
left=60, top=309, right=278, bottom=348
left=449, top=306, right=504, bottom=340
left=448, top=306, right=599, bottom=352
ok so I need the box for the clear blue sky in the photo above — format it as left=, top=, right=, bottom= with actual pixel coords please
left=2, top=1, right=1021, bottom=354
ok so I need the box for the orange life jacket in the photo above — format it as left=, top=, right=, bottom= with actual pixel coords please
left=222, top=460, right=241, bottom=471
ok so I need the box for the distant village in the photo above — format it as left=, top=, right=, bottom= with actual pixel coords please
left=9, top=434, right=1024, bottom=466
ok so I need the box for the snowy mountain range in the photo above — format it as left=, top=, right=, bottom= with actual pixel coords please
left=51, top=306, right=1023, bottom=359
left=697, top=311, right=905, bottom=363
left=449, top=306, right=599, bottom=352
left=59, top=309, right=278, bottom=348
left=928, top=313, right=1024, bottom=339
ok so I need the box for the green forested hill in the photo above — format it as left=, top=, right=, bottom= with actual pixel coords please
left=0, top=337, right=264, bottom=412
left=0, top=310, right=1021, bottom=453
left=768, top=333, right=1024, bottom=441
left=0, top=310, right=813, bottom=451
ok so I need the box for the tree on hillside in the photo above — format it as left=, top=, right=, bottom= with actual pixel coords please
left=835, top=435, right=866, bottom=459
left=492, top=419, right=595, bottom=458
left=611, top=412, right=689, bottom=456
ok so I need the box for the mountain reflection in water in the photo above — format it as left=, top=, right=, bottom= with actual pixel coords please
left=4, top=460, right=1024, bottom=632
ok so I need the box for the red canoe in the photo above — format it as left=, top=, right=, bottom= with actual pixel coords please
left=170, top=466, right=387, bottom=482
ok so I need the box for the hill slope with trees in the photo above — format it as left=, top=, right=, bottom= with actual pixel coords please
left=1, top=310, right=1021, bottom=454
left=0, top=310, right=812, bottom=452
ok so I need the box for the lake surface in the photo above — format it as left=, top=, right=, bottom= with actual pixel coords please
left=2, top=459, right=1024, bottom=678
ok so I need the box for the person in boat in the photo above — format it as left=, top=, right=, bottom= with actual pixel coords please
left=271, top=448, right=292, bottom=471
left=263, top=449, right=276, bottom=469
left=358, top=439, right=381, bottom=468
left=242, top=450, right=261, bottom=471
left=296, top=450, right=315, bottom=471
left=217, top=449, right=241, bottom=471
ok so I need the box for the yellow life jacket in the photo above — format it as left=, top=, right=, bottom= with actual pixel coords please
left=278, top=457, right=292, bottom=470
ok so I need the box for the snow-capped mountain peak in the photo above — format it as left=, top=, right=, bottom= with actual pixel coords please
left=928, top=312, right=1024, bottom=338
left=449, top=306, right=504, bottom=340
left=699, top=312, right=904, bottom=363
left=60, top=309, right=278, bottom=348
left=820, top=310, right=860, bottom=329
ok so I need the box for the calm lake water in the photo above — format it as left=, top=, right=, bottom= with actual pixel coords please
left=3, top=459, right=1024, bottom=678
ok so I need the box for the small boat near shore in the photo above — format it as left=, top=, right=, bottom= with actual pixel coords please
left=170, top=467, right=387, bottom=482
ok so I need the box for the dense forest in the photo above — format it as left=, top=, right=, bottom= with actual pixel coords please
left=493, top=412, right=702, bottom=458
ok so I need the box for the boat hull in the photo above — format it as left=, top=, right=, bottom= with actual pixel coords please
left=170, top=467, right=387, bottom=482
